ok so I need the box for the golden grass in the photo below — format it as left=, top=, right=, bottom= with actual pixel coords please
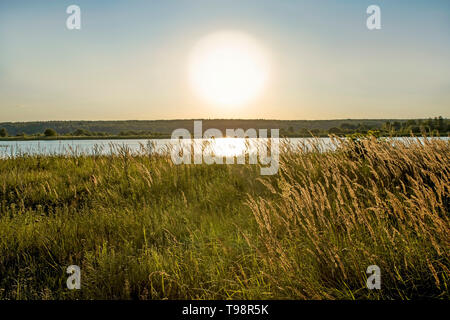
left=0, top=137, right=448, bottom=299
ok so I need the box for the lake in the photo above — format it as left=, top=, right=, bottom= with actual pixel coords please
left=0, top=137, right=447, bottom=158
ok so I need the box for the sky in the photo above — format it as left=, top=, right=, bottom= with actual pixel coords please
left=1, top=0, right=449, bottom=122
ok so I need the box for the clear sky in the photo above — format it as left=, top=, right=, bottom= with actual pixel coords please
left=1, top=0, right=449, bottom=121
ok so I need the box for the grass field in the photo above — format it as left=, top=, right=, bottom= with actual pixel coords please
left=0, top=137, right=448, bottom=300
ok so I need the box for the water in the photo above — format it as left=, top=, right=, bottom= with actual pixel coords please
left=0, top=138, right=331, bottom=158
left=0, top=137, right=447, bottom=158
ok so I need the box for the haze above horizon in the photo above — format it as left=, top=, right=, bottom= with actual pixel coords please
left=1, top=0, right=449, bottom=122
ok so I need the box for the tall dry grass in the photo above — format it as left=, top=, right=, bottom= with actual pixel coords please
left=0, top=137, right=448, bottom=299
left=248, top=136, right=449, bottom=299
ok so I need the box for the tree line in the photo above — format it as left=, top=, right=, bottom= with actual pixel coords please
left=0, top=117, right=448, bottom=139
left=277, top=117, right=448, bottom=137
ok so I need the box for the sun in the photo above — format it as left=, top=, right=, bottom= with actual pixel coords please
left=188, top=31, right=270, bottom=107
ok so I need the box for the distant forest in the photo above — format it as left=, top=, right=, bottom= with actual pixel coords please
left=0, top=117, right=448, bottom=139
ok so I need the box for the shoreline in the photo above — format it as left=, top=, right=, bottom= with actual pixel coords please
left=1, top=133, right=449, bottom=142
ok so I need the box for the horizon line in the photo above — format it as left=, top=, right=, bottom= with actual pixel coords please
left=1, top=117, right=448, bottom=124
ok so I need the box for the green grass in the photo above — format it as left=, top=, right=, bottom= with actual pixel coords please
left=0, top=137, right=448, bottom=300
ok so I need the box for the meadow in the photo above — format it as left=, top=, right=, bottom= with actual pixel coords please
left=0, top=137, right=448, bottom=300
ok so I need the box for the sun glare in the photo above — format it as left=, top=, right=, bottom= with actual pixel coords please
left=188, top=31, right=270, bottom=107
